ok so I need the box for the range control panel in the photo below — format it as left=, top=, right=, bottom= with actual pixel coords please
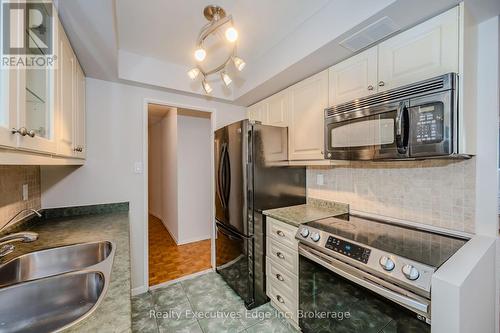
left=325, top=236, right=371, bottom=263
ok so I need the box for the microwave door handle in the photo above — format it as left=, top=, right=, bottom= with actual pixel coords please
left=395, top=102, right=409, bottom=154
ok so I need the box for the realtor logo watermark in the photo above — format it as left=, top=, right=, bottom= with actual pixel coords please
left=1, top=0, right=57, bottom=68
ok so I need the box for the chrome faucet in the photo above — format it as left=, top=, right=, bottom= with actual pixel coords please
left=0, top=209, right=41, bottom=259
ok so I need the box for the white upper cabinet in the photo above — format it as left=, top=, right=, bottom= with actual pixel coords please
left=266, top=91, right=289, bottom=127
left=57, top=24, right=76, bottom=157
left=0, top=68, right=18, bottom=148
left=377, top=6, right=459, bottom=91
left=247, top=101, right=268, bottom=124
left=329, top=47, right=378, bottom=105
left=288, top=70, right=328, bottom=160
left=73, top=65, right=86, bottom=158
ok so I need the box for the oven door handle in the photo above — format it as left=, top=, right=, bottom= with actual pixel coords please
left=299, top=246, right=430, bottom=316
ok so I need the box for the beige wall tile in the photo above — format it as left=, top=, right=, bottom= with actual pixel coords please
left=0, top=166, right=41, bottom=230
left=307, top=158, right=476, bottom=233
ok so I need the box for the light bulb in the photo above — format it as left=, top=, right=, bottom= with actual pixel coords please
left=225, top=27, right=238, bottom=42
left=194, top=48, right=206, bottom=62
left=233, top=56, right=246, bottom=71
left=187, top=68, right=200, bottom=80
left=221, top=71, right=232, bottom=86
left=202, top=79, right=213, bottom=94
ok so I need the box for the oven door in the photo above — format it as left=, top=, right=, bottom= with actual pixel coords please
left=324, top=100, right=410, bottom=160
left=298, top=245, right=430, bottom=333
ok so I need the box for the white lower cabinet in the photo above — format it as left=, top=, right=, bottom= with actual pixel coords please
left=266, top=217, right=300, bottom=328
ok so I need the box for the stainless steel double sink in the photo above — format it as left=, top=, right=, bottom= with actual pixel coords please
left=0, top=241, right=116, bottom=333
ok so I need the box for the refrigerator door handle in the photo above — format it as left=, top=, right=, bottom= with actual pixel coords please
left=221, top=143, right=231, bottom=207
left=217, top=143, right=228, bottom=208
left=216, top=221, right=254, bottom=240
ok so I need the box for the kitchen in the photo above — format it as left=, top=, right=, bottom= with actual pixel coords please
left=0, top=0, right=498, bottom=332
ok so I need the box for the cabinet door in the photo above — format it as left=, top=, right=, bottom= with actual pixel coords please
left=266, top=91, right=288, bottom=127
left=73, top=64, right=86, bottom=158
left=247, top=101, right=268, bottom=123
left=0, top=68, right=18, bottom=148
left=288, top=70, right=328, bottom=160
left=57, top=26, right=75, bottom=157
left=328, top=47, right=378, bottom=106
left=378, top=6, right=459, bottom=91
left=16, top=9, right=57, bottom=154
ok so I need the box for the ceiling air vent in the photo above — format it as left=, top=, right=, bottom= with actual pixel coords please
left=339, top=16, right=400, bottom=52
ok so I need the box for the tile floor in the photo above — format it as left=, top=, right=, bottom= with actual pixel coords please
left=148, top=215, right=211, bottom=286
left=132, top=272, right=298, bottom=333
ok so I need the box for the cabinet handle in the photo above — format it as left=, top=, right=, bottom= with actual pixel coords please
left=367, top=85, right=374, bottom=91
left=27, top=129, right=35, bottom=138
left=74, top=146, right=83, bottom=152
left=378, top=81, right=385, bottom=87
left=276, top=252, right=285, bottom=260
left=11, top=127, right=28, bottom=136
left=276, top=230, right=285, bottom=237
left=276, top=273, right=284, bottom=282
left=276, top=295, right=285, bottom=304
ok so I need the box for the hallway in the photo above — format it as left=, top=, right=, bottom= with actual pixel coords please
left=148, top=215, right=211, bottom=286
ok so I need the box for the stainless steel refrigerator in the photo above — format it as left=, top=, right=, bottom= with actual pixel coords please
left=214, top=120, right=306, bottom=309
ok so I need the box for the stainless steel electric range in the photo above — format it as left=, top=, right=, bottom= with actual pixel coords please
left=296, top=214, right=468, bottom=333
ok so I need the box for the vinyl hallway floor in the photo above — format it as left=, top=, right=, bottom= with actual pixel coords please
left=148, top=214, right=211, bottom=286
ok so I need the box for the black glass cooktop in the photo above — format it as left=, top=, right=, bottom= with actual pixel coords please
left=305, top=215, right=468, bottom=268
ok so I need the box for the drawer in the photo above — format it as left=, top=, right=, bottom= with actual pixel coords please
left=266, top=237, right=298, bottom=274
left=267, top=278, right=298, bottom=322
left=267, top=217, right=298, bottom=250
left=266, top=258, right=298, bottom=299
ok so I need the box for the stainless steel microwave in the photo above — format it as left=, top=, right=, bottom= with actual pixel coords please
left=324, top=73, right=463, bottom=160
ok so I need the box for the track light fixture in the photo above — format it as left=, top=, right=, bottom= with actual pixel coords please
left=187, top=5, right=245, bottom=94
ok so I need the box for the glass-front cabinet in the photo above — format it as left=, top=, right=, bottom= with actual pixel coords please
left=0, top=2, right=85, bottom=161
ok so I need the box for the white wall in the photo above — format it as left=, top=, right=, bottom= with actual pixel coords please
left=148, top=122, right=162, bottom=218
left=160, top=109, right=179, bottom=242
left=41, top=78, right=246, bottom=292
left=177, top=111, right=212, bottom=244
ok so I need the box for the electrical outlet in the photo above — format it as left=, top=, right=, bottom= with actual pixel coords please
left=134, top=162, right=143, bottom=174
left=22, top=184, right=28, bottom=201
left=316, top=174, right=324, bottom=186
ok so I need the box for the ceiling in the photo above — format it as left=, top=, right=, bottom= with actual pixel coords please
left=56, top=0, right=500, bottom=106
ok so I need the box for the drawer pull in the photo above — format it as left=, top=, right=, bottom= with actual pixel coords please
left=276, top=230, right=285, bottom=237
left=276, top=274, right=284, bottom=282
left=276, top=252, right=285, bottom=260
left=276, top=295, right=285, bottom=304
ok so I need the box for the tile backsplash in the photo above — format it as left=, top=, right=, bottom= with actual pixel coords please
left=0, top=166, right=41, bottom=230
left=307, top=158, right=476, bottom=233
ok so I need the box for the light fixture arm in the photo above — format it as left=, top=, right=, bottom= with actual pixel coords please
left=196, top=15, right=233, bottom=46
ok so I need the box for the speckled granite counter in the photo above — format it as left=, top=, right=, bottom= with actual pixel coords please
left=5, top=212, right=131, bottom=333
left=263, top=198, right=349, bottom=227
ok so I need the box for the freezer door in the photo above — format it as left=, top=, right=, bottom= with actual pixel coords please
left=214, top=121, right=250, bottom=236
left=215, top=222, right=253, bottom=306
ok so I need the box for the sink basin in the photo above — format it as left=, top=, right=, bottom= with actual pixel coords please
left=0, top=241, right=112, bottom=287
left=0, top=271, right=105, bottom=333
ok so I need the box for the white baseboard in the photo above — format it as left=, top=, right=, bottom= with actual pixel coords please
left=131, top=285, right=149, bottom=296
left=177, top=234, right=211, bottom=245
left=149, top=268, right=214, bottom=290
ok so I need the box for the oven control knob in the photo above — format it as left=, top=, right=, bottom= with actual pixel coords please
left=310, top=232, right=321, bottom=242
left=300, top=228, right=310, bottom=238
left=402, top=264, right=420, bottom=280
left=379, top=256, right=395, bottom=271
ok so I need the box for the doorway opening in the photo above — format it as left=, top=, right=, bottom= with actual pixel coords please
left=147, top=103, right=213, bottom=287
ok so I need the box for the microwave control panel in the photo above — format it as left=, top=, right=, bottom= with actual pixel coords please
left=413, top=103, right=444, bottom=144
left=325, top=236, right=371, bottom=264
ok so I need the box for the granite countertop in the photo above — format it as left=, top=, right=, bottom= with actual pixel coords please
left=263, top=198, right=349, bottom=227
left=5, top=211, right=131, bottom=333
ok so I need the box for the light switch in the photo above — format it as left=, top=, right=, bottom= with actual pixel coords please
left=316, top=174, right=324, bottom=186
left=134, top=162, right=143, bottom=174
left=22, top=184, right=28, bottom=201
